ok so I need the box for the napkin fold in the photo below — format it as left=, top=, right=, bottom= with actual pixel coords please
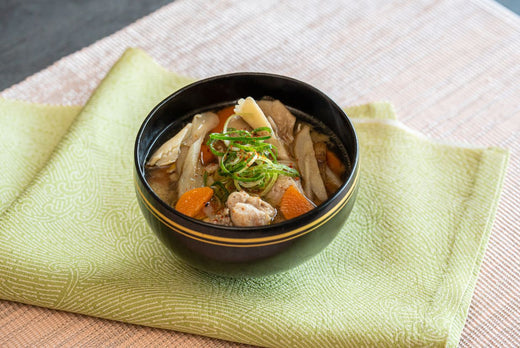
left=0, top=48, right=508, bottom=347
left=0, top=100, right=81, bottom=215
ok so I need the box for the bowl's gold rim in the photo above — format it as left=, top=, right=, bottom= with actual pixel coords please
left=136, top=167, right=359, bottom=247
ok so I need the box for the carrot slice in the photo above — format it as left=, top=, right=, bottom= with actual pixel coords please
left=280, top=185, right=315, bottom=220
left=326, top=150, right=345, bottom=177
left=212, top=105, right=235, bottom=133
left=175, top=187, right=214, bottom=218
left=200, top=143, right=216, bottom=165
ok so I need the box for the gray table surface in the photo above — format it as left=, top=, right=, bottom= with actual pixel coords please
left=1, top=0, right=519, bottom=93
left=0, top=0, right=171, bottom=92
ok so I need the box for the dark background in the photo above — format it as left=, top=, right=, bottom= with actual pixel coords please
left=0, top=0, right=518, bottom=92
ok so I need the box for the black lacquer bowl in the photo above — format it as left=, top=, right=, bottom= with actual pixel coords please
left=134, top=73, right=359, bottom=277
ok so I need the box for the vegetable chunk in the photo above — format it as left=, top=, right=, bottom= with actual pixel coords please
left=293, top=125, right=328, bottom=202
left=175, top=187, right=214, bottom=218
left=147, top=124, right=192, bottom=166
left=280, top=185, right=315, bottom=220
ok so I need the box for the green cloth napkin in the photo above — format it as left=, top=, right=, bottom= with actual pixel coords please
left=0, top=48, right=508, bottom=347
left=0, top=100, right=81, bottom=216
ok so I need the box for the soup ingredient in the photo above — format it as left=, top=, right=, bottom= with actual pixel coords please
left=234, top=97, right=271, bottom=130
left=189, top=112, right=220, bottom=141
left=213, top=105, right=235, bottom=133
left=324, top=166, right=343, bottom=193
left=175, top=187, right=214, bottom=218
left=177, top=112, right=219, bottom=197
left=200, top=144, right=216, bottom=165
left=314, top=142, right=327, bottom=174
left=147, top=124, right=192, bottom=166
left=226, top=115, right=251, bottom=131
left=294, top=125, right=328, bottom=202
left=264, top=175, right=302, bottom=206
left=326, top=149, right=346, bottom=177
left=146, top=96, right=349, bottom=226
left=207, top=127, right=299, bottom=194
left=280, top=185, right=315, bottom=220
left=235, top=97, right=290, bottom=160
left=147, top=166, right=175, bottom=204
left=257, top=99, right=296, bottom=143
left=227, top=191, right=276, bottom=226
left=313, top=141, right=328, bottom=187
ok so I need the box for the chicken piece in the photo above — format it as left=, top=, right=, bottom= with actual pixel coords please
left=257, top=99, right=296, bottom=143
left=177, top=112, right=219, bottom=197
left=147, top=123, right=192, bottom=167
left=293, top=125, right=328, bottom=202
left=265, top=175, right=304, bottom=207
left=234, top=97, right=290, bottom=160
left=226, top=191, right=276, bottom=226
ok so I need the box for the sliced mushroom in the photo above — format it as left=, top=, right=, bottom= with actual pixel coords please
left=147, top=123, right=192, bottom=167
left=257, top=99, right=296, bottom=143
left=227, top=115, right=251, bottom=131
left=187, top=112, right=219, bottom=145
left=293, top=125, right=328, bottom=202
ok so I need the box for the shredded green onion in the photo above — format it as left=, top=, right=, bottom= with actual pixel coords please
left=207, top=126, right=299, bottom=195
left=211, top=181, right=230, bottom=203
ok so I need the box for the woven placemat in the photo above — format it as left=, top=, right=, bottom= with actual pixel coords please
left=1, top=0, right=519, bottom=346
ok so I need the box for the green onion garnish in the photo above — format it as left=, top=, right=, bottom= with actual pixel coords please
left=207, top=127, right=299, bottom=195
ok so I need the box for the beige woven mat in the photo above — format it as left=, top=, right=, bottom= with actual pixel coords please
left=1, top=0, right=519, bottom=346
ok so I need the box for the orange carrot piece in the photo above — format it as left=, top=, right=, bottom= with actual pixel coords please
left=175, top=187, right=214, bottom=218
left=326, top=150, right=346, bottom=177
left=280, top=185, right=315, bottom=220
left=200, top=144, right=216, bottom=164
left=212, top=105, right=235, bottom=133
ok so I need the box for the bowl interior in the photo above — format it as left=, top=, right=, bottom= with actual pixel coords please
left=135, top=73, right=358, bottom=232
